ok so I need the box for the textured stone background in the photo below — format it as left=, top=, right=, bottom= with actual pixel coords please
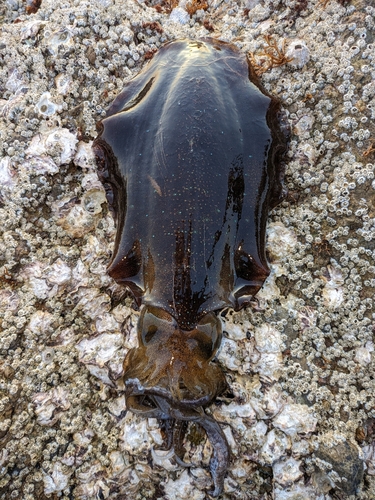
left=0, top=0, right=375, bottom=498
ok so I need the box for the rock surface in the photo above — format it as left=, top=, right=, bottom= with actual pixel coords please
left=0, top=0, right=374, bottom=498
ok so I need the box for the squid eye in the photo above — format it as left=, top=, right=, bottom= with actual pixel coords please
left=191, top=313, right=222, bottom=359
left=138, top=306, right=176, bottom=345
left=143, top=324, right=158, bottom=344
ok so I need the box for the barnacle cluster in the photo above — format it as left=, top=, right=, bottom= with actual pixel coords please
left=0, top=0, right=375, bottom=498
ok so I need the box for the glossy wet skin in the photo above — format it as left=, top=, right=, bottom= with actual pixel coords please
left=93, top=38, right=287, bottom=496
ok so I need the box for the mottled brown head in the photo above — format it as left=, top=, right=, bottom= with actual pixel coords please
left=123, top=306, right=226, bottom=408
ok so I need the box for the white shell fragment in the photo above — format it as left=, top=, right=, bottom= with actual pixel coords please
left=294, top=114, right=315, bottom=137
left=292, top=439, right=310, bottom=457
left=0, top=157, right=15, bottom=193
left=219, top=401, right=256, bottom=420
left=252, top=324, right=284, bottom=380
left=43, top=462, right=70, bottom=495
left=260, top=429, right=290, bottom=465
left=286, top=39, right=310, bottom=69
left=297, top=306, right=318, bottom=330
left=22, top=156, right=59, bottom=175
left=109, top=450, right=128, bottom=476
left=95, top=313, right=120, bottom=334
left=81, top=172, right=104, bottom=191
left=169, top=7, right=190, bottom=25
left=163, top=469, right=206, bottom=500
left=273, top=457, right=303, bottom=486
left=298, top=143, right=316, bottom=166
left=249, top=380, right=284, bottom=419
left=274, top=485, right=319, bottom=499
left=82, top=189, right=107, bottom=215
left=76, top=332, right=125, bottom=386
left=74, top=141, right=96, bottom=169
left=120, top=413, right=153, bottom=454
left=57, top=205, right=97, bottom=238
left=55, top=73, right=73, bottom=95
left=267, top=222, right=298, bottom=262
left=26, top=128, right=78, bottom=166
left=35, top=92, right=62, bottom=117
left=0, top=290, right=19, bottom=312
left=249, top=4, right=271, bottom=22
left=46, top=28, right=74, bottom=56
left=20, top=20, right=44, bottom=40
left=321, top=260, right=344, bottom=310
left=24, top=261, right=70, bottom=300
left=5, top=67, right=26, bottom=93
left=254, top=351, right=283, bottom=380
left=355, top=342, right=373, bottom=366
left=217, top=336, right=242, bottom=371
left=363, top=442, right=375, bottom=475
left=273, top=404, right=317, bottom=436
left=33, top=387, right=70, bottom=426
left=45, top=258, right=72, bottom=285
left=254, top=323, right=283, bottom=353
left=28, top=310, right=55, bottom=335
left=108, top=395, right=126, bottom=418
left=75, top=287, right=111, bottom=319
left=75, top=462, right=109, bottom=499
left=245, top=0, right=262, bottom=9
left=243, top=421, right=268, bottom=459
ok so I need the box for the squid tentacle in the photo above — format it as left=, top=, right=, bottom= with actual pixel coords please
left=195, top=414, right=230, bottom=497
left=126, top=387, right=229, bottom=496
left=126, top=396, right=167, bottom=419
left=125, top=378, right=214, bottom=407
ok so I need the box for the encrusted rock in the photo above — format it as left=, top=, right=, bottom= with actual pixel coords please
left=315, top=433, right=364, bottom=497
